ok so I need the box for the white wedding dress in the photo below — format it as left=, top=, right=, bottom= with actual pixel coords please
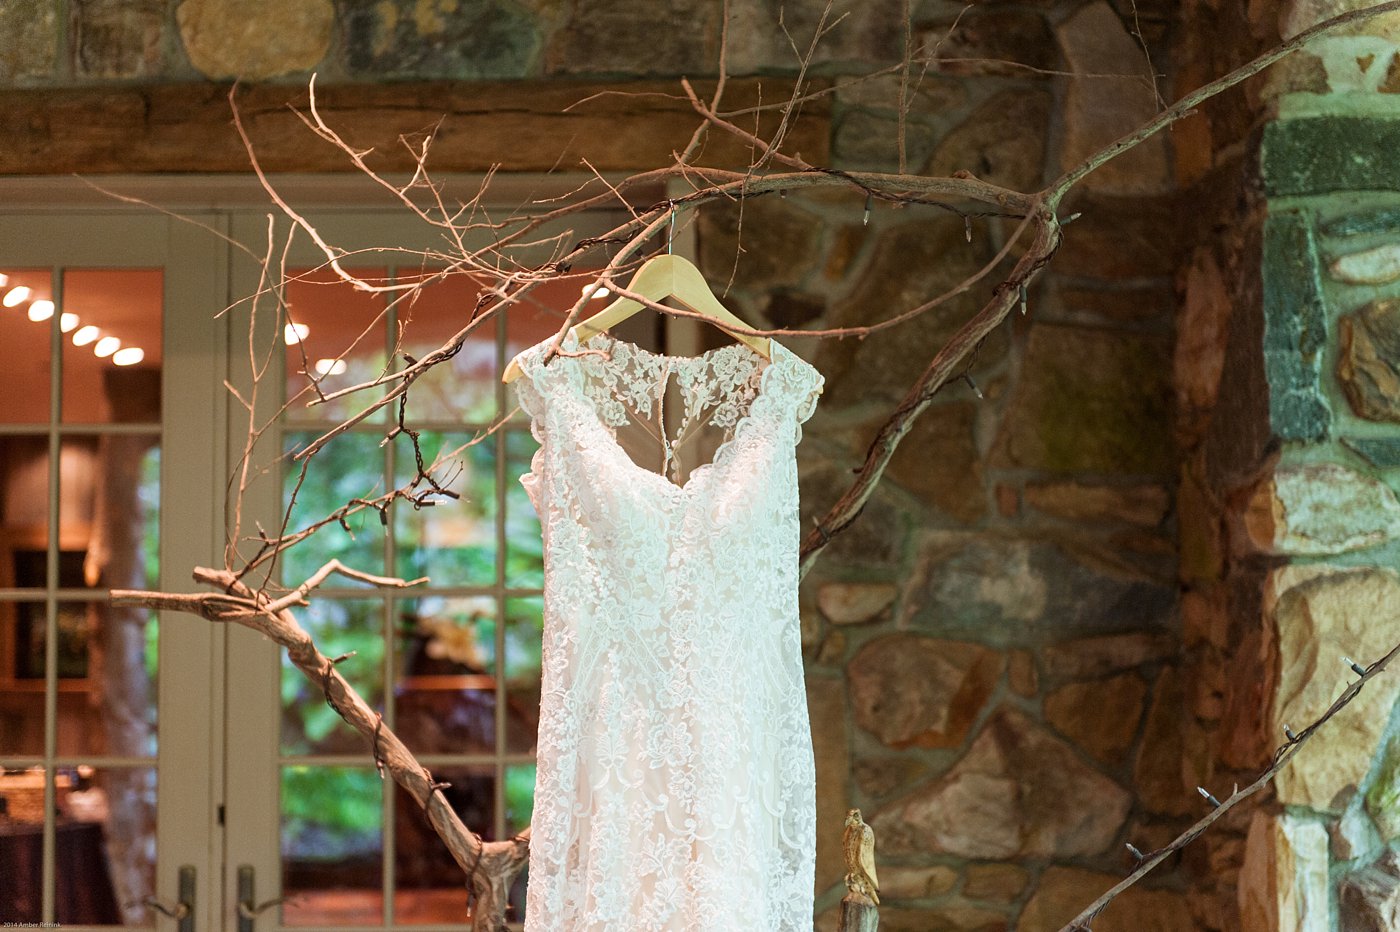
left=510, top=328, right=824, bottom=931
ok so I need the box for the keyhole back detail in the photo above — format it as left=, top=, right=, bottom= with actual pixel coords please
left=575, top=332, right=767, bottom=488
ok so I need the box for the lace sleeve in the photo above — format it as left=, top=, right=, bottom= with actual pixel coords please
left=509, top=342, right=559, bottom=513
left=510, top=341, right=559, bottom=436
left=789, top=353, right=825, bottom=428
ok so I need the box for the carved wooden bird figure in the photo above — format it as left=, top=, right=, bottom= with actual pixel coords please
left=842, top=808, right=880, bottom=905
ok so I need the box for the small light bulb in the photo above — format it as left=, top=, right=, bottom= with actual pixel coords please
left=582, top=283, right=610, bottom=299
left=112, top=347, right=145, bottom=366
left=284, top=322, right=309, bottom=344
left=4, top=286, right=34, bottom=308
left=0, top=274, right=9, bottom=288
left=27, top=299, right=54, bottom=322
left=314, top=358, right=348, bottom=376
left=72, top=325, right=100, bottom=347
left=94, top=336, right=121, bottom=358
left=60, top=312, right=79, bottom=333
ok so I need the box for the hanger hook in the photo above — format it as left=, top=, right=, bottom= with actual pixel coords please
left=667, top=203, right=677, bottom=255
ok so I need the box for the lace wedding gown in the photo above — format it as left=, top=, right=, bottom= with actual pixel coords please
left=510, top=328, right=825, bottom=931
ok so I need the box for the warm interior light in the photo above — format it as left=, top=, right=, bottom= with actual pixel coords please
left=314, top=358, right=348, bottom=376
left=583, top=283, right=610, bottom=300
left=72, top=325, right=100, bottom=346
left=284, top=322, right=310, bottom=344
left=112, top=347, right=145, bottom=366
left=27, top=299, right=54, bottom=322
left=3, top=286, right=33, bottom=308
left=0, top=273, right=9, bottom=288
left=94, top=336, right=121, bottom=358
left=60, top=313, right=79, bottom=333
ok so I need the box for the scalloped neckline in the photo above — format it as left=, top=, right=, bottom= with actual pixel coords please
left=562, top=331, right=782, bottom=497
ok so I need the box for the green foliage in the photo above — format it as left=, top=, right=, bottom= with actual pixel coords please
left=281, top=766, right=382, bottom=857
left=277, top=416, right=545, bottom=835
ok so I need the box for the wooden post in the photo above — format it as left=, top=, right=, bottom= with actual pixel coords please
left=838, top=808, right=880, bottom=931
left=837, top=894, right=879, bottom=932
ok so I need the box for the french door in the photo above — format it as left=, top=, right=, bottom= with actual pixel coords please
left=2, top=186, right=644, bottom=930
left=0, top=210, right=227, bottom=930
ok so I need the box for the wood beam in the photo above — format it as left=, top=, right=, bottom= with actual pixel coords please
left=0, top=78, right=830, bottom=175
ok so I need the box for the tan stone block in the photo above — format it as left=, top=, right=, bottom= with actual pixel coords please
left=873, top=709, right=1130, bottom=859
left=1238, top=810, right=1331, bottom=932
left=1270, top=567, right=1400, bottom=809
left=697, top=196, right=824, bottom=292
left=854, top=755, right=929, bottom=800
left=924, top=88, right=1051, bottom=192
left=1039, top=632, right=1176, bottom=680
left=0, top=0, right=56, bottom=80
left=1339, top=850, right=1400, bottom=932
left=73, top=0, right=165, bottom=78
left=834, top=73, right=967, bottom=114
left=1024, top=481, right=1170, bottom=526
left=963, top=863, right=1028, bottom=902
left=918, top=8, right=1055, bottom=78
left=847, top=635, right=1004, bottom=749
left=1339, top=298, right=1400, bottom=422
left=858, top=402, right=985, bottom=524
left=177, top=0, right=333, bottom=80
left=819, top=217, right=1002, bottom=407
left=1055, top=1, right=1171, bottom=195
left=1175, top=250, right=1232, bottom=429
left=990, top=324, right=1174, bottom=476
left=880, top=864, right=959, bottom=899
left=1243, top=464, right=1400, bottom=555
left=817, top=582, right=897, bottom=626
left=1046, top=672, right=1147, bottom=765
left=879, top=904, right=1008, bottom=932
left=1020, top=866, right=1193, bottom=931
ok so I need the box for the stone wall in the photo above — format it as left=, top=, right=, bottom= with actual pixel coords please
left=15, top=1, right=1400, bottom=930
left=1173, top=1, right=1400, bottom=928
left=686, top=4, right=1197, bottom=928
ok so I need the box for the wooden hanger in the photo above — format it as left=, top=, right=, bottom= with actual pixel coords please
left=501, top=253, right=770, bottom=383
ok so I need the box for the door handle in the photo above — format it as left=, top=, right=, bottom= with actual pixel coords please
left=237, top=865, right=284, bottom=931
left=143, top=864, right=195, bottom=930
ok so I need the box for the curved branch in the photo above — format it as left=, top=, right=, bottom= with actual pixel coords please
left=113, top=569, right=530, bottom=931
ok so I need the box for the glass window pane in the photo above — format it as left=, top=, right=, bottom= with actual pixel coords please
left=392, top=432, right=496, bottom=587
left=0, top=269, right=52, bottom=425
left=504, top=597, right=542, bottom=755
left=285, top=266, right=389, bottom=425
left=505, top=429, right=542, bottom=589
left=0, top=767, right=49, bottom=921
left=393, top=765, right=495, bottom=926
left=505, top=763, right=535, bottom=835
left=281, top=431, right=388, bottom=585
left=394, top=596, right=497, bottom=754
left=62, top=436, right=160, bottom=592
left=0, top=603, right=45, bottom=755
left=281, top=765, right=383, bottom=927
left=58, top=764, right=158, bottom=927
left=61, top=269, right=162, bottom=425
left=55, top=602, right=158, bottom=760
left=396, top=272, right=496, bottom=423
left=0, top=437, right=50, bottom=559
left=281, top=599, right=385, bottom=756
